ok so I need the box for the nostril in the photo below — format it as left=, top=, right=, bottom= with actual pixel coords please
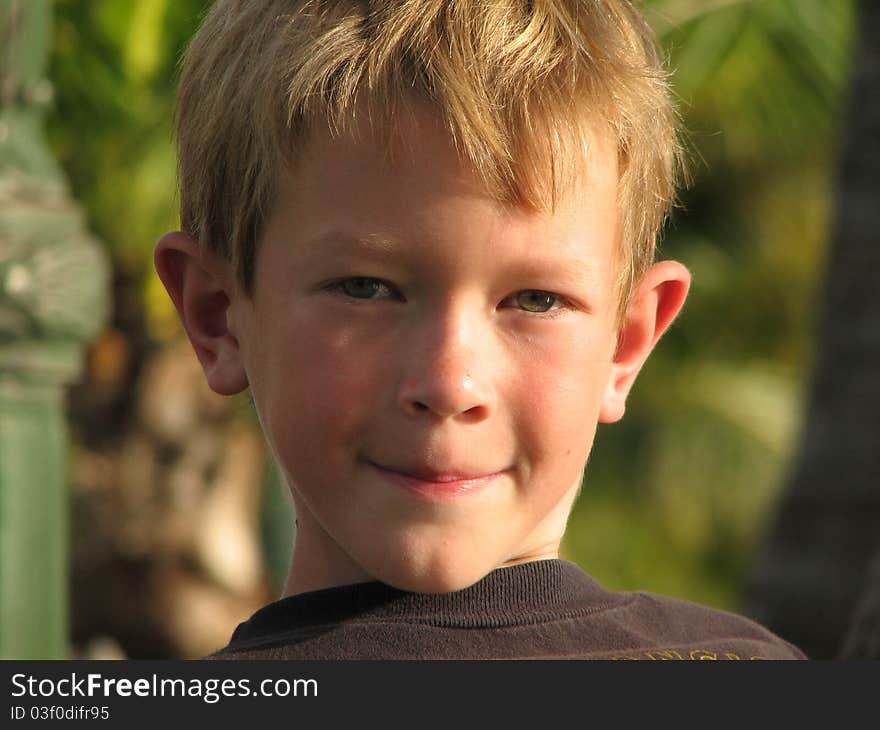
left=397, top=372, right=493, bottom=420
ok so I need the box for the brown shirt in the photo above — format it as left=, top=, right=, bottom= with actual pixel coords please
left=208, top=559, right=806, bottom=660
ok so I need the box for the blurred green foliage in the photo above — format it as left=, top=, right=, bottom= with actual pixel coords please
left=47, top=0, right=211, bottom=337
left=573, top=0, right=855, bottom=608
left=45, top=0, right=855, bottom=608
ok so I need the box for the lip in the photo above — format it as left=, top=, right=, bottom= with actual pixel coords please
left=366, top=461, right=505, bottom=500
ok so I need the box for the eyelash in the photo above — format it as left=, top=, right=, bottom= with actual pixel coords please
left=327, top=277, right=399, bottom=301
left=325, top=277, right=568, bottom=315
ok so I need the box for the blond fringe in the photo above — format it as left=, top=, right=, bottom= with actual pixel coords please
left=176, top=0, right=683, bottom=314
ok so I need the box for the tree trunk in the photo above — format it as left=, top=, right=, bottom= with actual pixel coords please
left=840, top=551, right=880, bottom=659
left=741, top=0, right=880, bottom=660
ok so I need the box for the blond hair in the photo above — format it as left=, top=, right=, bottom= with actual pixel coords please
left=176, top=0, right=681, bottom=312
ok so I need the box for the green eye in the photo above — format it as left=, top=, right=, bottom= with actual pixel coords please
left=338, top=277, right=391, bottom=299
left=515, top=290, right=558, bottom=313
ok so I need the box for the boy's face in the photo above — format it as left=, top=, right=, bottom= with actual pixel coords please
left=228, top=108, right=625, bottom=594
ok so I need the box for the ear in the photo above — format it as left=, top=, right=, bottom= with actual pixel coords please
left=153, top=231, right=249, bottom=395
left=599, top=260, right=690, bottom=423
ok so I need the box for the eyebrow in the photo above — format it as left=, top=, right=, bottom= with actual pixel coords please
left=304, top=231, right=402, bottom=258
left=301, top=229, right=605, bottom=291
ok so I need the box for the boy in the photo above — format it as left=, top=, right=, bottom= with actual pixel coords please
left=154, top=0, right=805, bottom=659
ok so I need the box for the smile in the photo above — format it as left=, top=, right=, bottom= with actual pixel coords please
left=365, top=461, right=506, bottom=500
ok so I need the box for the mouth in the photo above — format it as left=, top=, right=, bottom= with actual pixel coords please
left=365, top=460, right=506, bottom=500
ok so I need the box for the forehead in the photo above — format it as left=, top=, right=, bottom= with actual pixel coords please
left=284, top=101, right=620, bottom=231
left=256, top=103, right=622, bottom=303
left=254, top=105, right=623, bottom=320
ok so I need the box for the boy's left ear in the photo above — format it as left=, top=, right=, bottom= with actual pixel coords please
left=599, top=260, right=690, bottom=423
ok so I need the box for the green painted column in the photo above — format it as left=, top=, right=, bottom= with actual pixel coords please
left=0, top=0, right=109, bottom=658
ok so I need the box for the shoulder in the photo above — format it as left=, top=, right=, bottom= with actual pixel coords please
left=600, top=589, right=808, bottom=660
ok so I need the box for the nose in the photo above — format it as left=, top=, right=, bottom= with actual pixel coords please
left=396, top=305, right=495, bottom=422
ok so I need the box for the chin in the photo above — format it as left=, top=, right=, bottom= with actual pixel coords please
left=371, top=554, right=497, bottom=594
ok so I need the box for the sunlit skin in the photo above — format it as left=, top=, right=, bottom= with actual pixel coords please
left=155, top=105, right=689, bottom=596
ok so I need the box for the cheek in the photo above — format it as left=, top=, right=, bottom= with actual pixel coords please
left=510, top=328, right=612, bottom=474
left=254, top=312, right=387, bottom=472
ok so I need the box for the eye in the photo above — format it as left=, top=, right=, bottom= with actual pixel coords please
left=504, top=290, right=563, bottom=313
left=332, top=277, right=394, bottom=299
